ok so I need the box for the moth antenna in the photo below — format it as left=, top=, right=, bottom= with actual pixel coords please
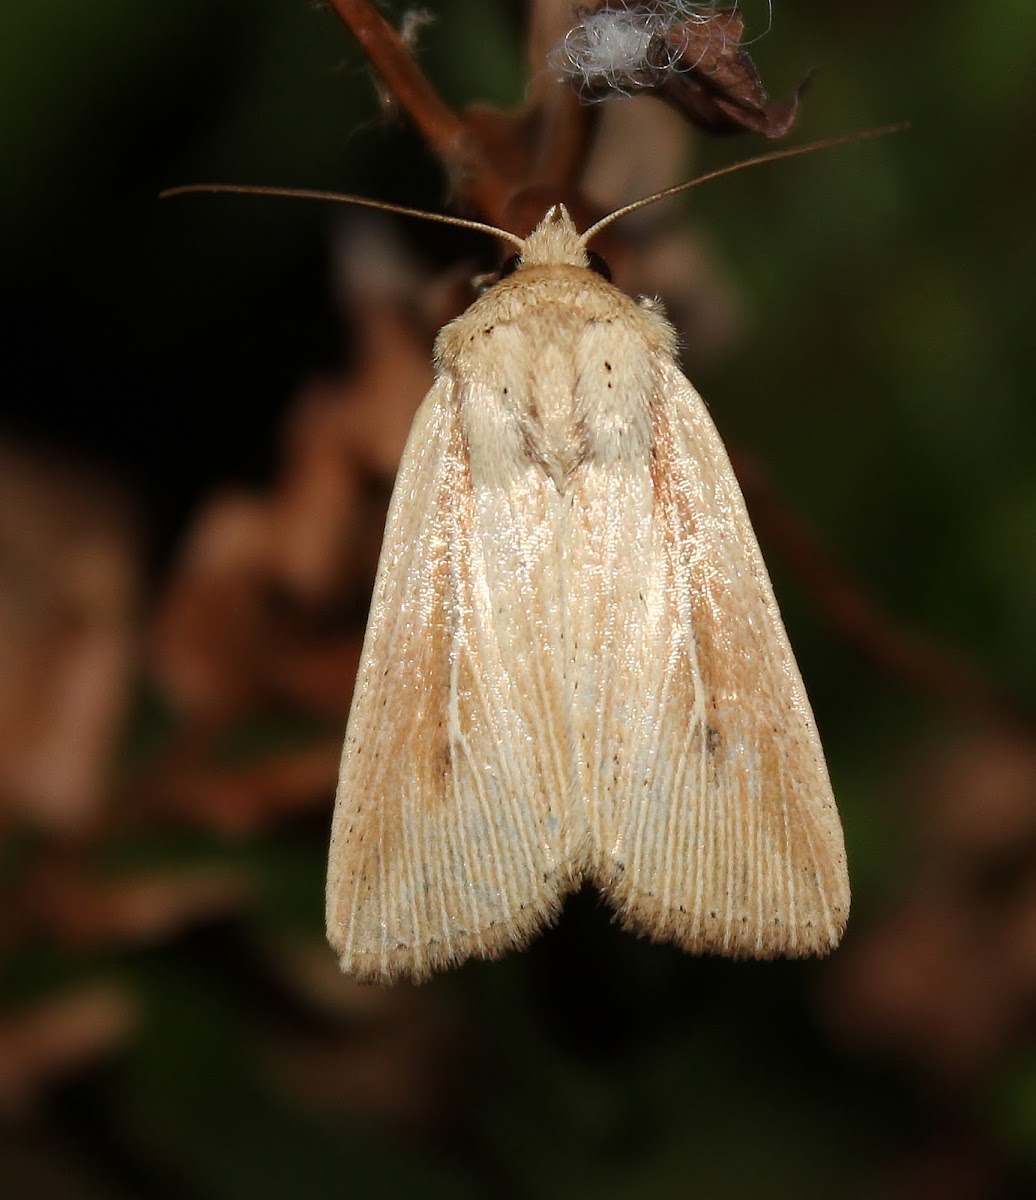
left=580, top=122, right=909, bottom=245
left=159, top=183, right=526, bottom=250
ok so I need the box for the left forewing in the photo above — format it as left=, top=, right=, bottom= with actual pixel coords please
left=326, top=376, right=567, bottom=983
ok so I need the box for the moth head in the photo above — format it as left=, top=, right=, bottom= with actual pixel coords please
left=496, top=205, right=613, bottom=282
left=517, top=204, right=586, bottom=269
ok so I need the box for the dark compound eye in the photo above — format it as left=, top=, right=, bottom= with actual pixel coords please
left=496, top=254, right=521, bottom=280
left=587, top=250, right=612, bottom=282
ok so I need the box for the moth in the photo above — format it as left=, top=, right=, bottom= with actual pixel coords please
left=324, top=178, right=853, bottom=984
left=168, top=135, right=892, bottom=984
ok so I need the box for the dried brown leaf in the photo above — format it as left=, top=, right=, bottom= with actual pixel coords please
left=28, top=864, right=253, bottom=948
left=550, top=4, right=804, bottom=137
left=144, top=741, right=341, bottom=835
left=0, top=440, right=138, bottom=832
left=658, top=8, right=807, bottom=137
left=152, top=493, right=276, bottom=718
left=152, top=236, right=443, bottom=727
left=267, top=1025, right=458, bottom=1132
left=912, top=725, right=1036, bottom=858
left=0, top=984, right=135, bottom=1113
left=262, top=935, right=425, bottom=1021
left=261, top=959, right=460, bottom=1132
left=267, top=637, right=363, bottom=715
left=825, top=876, right=1036, bottom=1084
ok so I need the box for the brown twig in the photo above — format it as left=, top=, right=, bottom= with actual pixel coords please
left=525, top=0, right=594, bottom=189
left=734, top=452, right=1033, bottom=730
left=324, top=0, right=513, bottom=221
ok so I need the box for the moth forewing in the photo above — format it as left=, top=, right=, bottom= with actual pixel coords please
left=325, top=376, right=568, bottom=983
left=326, top=205, right=849, bottom=983
left=578, top=359, right=848, bottom=956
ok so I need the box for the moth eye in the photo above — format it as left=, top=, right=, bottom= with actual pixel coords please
left=496, top=254, right=522, bottom=281
left=587, top=250, right=612, bottom=282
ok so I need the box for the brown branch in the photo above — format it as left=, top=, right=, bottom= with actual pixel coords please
left=525, top=0, right=594, bottom=188
left=324, top=0, right=512, bottom=221
left=734, top=452, right=1033, bottom=731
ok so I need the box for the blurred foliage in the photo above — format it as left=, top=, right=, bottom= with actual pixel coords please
left=2, top=1, right=1035, bottom=1197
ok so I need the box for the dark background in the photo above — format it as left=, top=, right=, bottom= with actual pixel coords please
left=2, top=2, right=1035, bottom=1197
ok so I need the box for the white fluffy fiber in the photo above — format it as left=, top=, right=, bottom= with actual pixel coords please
left=548, top=2, right=766, bottom=97
left=548, top=3, right=713, bottom=93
